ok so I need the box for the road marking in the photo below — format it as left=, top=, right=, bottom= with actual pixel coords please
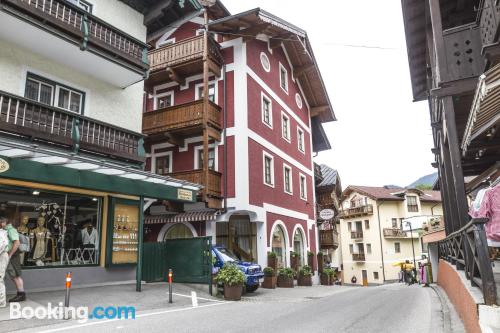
left=191, top=291, right=198, bottom=307
left=32, top=302, right=229, bottom=333
left=170, top=292, right=225, bottom=303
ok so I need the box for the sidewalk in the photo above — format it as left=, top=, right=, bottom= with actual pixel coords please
left=0, top=282, right=216, bottom=332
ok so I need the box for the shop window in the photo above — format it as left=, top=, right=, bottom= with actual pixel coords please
left=293, top=229, right=305, bottom=267
left=216, top=216, right=257, bottom=262
left=407, top=196, right=419, bottom=212
left=272, top=224, right=287, bottom=268
left=0, top=184, right=101, bottom=268
left=395, top=242, right=401, bottom=253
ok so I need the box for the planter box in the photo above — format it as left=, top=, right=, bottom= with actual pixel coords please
left=262, top=276, right=277, bottom=289
left=277, top=276, right=294, bottom=288
left=224, top=284, right=243, bottom=301
left=320, top=274, right=333, bottom=285
left=297, top=275, right=312, bottom=286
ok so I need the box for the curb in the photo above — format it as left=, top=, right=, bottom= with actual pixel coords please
left=430, top=284, right=452, bottom=333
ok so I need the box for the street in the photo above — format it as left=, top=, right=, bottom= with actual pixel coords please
left=4, top=283, right=464, bottom=333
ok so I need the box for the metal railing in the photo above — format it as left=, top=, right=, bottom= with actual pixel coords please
left=0, top=90, right=144, bottom=162
left=352, top=253, right=366, bottom=261
left=339, top=204, right=373, bottom=218
left=438, top=218, right=498, bottom=305
left=383, top=228, right=408, bottom=238
left=351, top=231, right=363, bottom=239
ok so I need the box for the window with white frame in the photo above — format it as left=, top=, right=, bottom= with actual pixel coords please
left=156, top=92, right=173, bottom=109
left=196, top=83, right=216, bottom=102
left=283, top=164, right=292, bottom=194
left=299, top=173, right=307, bottom=200
left=25, top=73, right=84, bottom=114
left=155, top=154, right=172, bottom=175
left=279, top=63, right=288, bottom=93
left=70, top=0, right=93, bottom=13
left=196, top=147, right=215, bottom=170
left=281, top=112, right=291, bottom=142
left=261, top=94, right=272, bottom=128
left=263, top=153, right=274, bottom=186
left=297, top=127, right=305, bottom=152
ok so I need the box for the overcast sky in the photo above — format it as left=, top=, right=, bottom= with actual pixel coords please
left=224, top=0, right=436, bottom=188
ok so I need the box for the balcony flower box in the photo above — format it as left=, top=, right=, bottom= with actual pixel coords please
left=277, top=268, right=294, bottom=288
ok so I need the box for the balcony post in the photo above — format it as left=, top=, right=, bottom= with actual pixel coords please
left=71, top=118, right=81, bottom=154
left=80, top=14, right=89, bottom=51
left=202, top=4, right=210, bottom=203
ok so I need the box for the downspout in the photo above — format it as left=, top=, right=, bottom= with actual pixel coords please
left=430, top=202, right=439, bottom=216
left=376, top=201, right=386, bottom=282
left=223, top=63, right=227, bottom=213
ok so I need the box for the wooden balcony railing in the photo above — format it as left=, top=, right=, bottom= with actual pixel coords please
left=3, top=0, right=148, bottom=71
left=478, top=0, right=500, bottom=47
left=143, top=100, right=222, bottom=136
left=351, top=231, right=363, bottom=239
left=352, top=253, right=366, bottom=261
left=149, top=35, right=223, bottom=74
left=383, top=228, right=408, bottom=238
left=169, top=169, right=222, bottom=198
left=340, top=204, right=373, bottom=218
left=0, top=91, right=144, bottom=163
left=319, top=230, right=339, bottom=249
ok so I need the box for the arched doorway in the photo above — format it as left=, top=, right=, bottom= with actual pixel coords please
left=272, top=225, right=287, bottom=268
left=293, top=228, right=306, bottom=267
left=159, top=223, right=195, bottom=241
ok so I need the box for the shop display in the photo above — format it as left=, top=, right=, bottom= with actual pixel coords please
left=110, top=203, right=139, bottom=265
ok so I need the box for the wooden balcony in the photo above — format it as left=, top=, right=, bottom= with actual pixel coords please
left=169, top=169, right=222, bottom=202
left=314, top=162, right=323, bottom=184
left=478, top=0, right=500, bottom=48
left=339, top=204, right=373, bottom=218
left=351, top=231, right=363, bottom=239
left=0, top=90, right=144, bottom=164
left=319, top=229, right=339, bottom=249
left=147, top=35, right=223, bottom=88
left=142, top=100, right=222, bottom=143
left=383, top=228, right=408, bottom=238
left=1, top=0, right=148, bottom=81
left=352, top=253, right=366, bottom=262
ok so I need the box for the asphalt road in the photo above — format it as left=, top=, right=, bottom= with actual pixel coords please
left=12, top=283, right=460, bottom=333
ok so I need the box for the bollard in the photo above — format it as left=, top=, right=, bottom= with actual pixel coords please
left=64, top=272, right=72, bottom=320
left=168, top=269, right=173, bottom=304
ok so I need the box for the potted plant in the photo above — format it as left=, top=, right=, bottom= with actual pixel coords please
left=290, top=251, right=300, bottom=273
left=307, top=251, right=315, bottom=272
left=262, top=267, right=277, bottom=289
left=267, top=251, right=277, bottom=271
left=217, top=263, right=246, bottom=301
left=277, top=267, right=294, bottom=288
left=321, top=267, right=335, bottom=285
left=297, top=265, right=313, bottom=286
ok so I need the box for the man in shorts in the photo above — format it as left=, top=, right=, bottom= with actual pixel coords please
left=2, top=216, right=26, bottom=302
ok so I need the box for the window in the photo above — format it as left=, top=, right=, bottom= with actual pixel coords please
left=407, top=196, right=419, bottom=212
left=364, top=220, right=370, bottom=229
left=347, top=222, right=352, bottom=231
left=299, top=174, right=307, bottom=200
left=156, top=93, right=173, bottom=109
left=158, top=38, right=175, bottom=47
left=349, top=244, right=353, bottom=254
left=297, top=128, right=305, bottom=152
left=69, top=0, right=93, bottom=13
left=261, top=94, right=272, bottom=128
left=283, top=165, right=292, bottom=194
left=25, top=73, right=84, bottom=114
left=367, top=243, right=372, bottom=254
left=395, top=242, right=401, bottom=253
left=196, top=83, right=216, bottom=102
left=279, top=63, right=288, bottom=93
left=281, top=112, right=291, bottom=142
left=155, top=154, right=171, bottom=175
left=196, top=148, right=215, bottom=170
left=392, top=218, right=398, bottom=228
left=373, top=272, right=379, bottom=280
left=263, top=153, right=274, bottom=186
left=260, top=52, right=271, bottom=72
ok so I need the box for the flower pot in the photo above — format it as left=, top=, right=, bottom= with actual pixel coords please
left=224, top=284, right=243, bottom=301
left=262, top=276, right=277, bottom=289
left=277, top=275, right=294, bottom=288
left=298, top=275, right=312, bottom=286
left=320, top=274, right=332, bottom=286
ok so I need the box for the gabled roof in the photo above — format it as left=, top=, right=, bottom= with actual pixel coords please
left=342, top=185, right=442, bottom=203
left=209, top=8, right=336, bottom=124
left=317, top=164, right=338, bottom=188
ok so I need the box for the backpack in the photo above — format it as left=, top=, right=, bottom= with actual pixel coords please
left=0, top=230, right=8, bottom=254
left=18, top=233, right=30, bottom=253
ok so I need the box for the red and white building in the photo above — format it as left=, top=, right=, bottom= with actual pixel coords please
left=142, top=3, right=335, bottom=269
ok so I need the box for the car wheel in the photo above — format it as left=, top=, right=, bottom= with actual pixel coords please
left=246, top=285, right=259, bottom=293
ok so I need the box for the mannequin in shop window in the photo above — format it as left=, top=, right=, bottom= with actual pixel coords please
left=30, top=216, right=50, bottom=266
left=81, top=224, right=98, bottom=258
left=17, top=216, right=30, bottom=265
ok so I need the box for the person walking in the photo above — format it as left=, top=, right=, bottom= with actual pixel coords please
left=2, top=216, right=26, bottom=302
left=0, top=224, right=9, bottom=307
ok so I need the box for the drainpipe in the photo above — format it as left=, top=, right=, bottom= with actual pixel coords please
left=430, top=202, right=439, bottom=216
left=376, top=201, right=386, bottom=282
left=223, top=63, right=227, bottom=213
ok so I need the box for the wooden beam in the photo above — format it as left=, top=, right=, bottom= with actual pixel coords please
left=144, top=0, right=173, bottom=26
left=167, top=68, right=185, bottom=86
left=269, top=38, right=282, bottom=49
left=310, top=105, right=329, bottom=117
left=429, top=76, right=478, bottom=98
left=294, top=64, right=315, bottom=77
left=240, top=23, right=270, bottom=41
left=164, top=132, right=183, bottom=146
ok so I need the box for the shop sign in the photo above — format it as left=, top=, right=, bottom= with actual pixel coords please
left=319, top=209, right=335, bottom=220
left=177, top=189, right=193, bottom=201
left=0, top=158, right=9, bottom=173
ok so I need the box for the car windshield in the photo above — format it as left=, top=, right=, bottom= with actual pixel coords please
left=216, top=248, right=239, bottom=262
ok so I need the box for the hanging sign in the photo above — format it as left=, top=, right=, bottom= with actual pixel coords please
left=319, top=209, right=335, bottom=220
left=0, top=158, right=9, bottom=173
left=177, top=189, right=193, bottom=201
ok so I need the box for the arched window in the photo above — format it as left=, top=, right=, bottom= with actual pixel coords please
left=164, top=223, right=194, bottom=240
left=272, top=225, right=287, bottom=268
left=293, top=228, right=305, bottom=266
